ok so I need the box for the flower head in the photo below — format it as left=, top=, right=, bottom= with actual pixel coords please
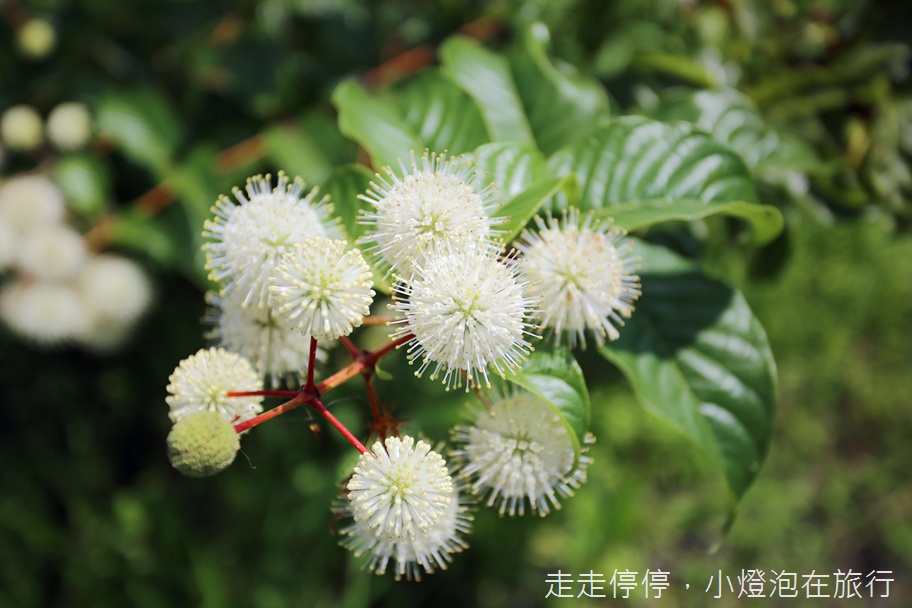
left=0, top=174, right=66, bottom=233
left=391, top=240, right=538, bottom=391
left=205, top=289, right=326, bottom=386
left=16, top=224, right=87, bottom=280
left=346, top=436, right=453, bottom=542
left=46, top=102, right=92, bottom=151
left=342, top=436, right=470, bottom=581
left=451, top=389, right=593, bottom=517
left=0, top=279, right=88, bottom=345
left=341, top=482, right=472, bottom=581
left=516, top=208, right=640, bottom=348
left=76, top=254, right=152, bottom=324
left=203, top=172, right=341, bottom=308
left=0, top=105, right=43, bottom=151
left=269, top=238, right=375, bottom=341
left=358, top=150, right=501, bottom=277
left=166, top=347, right=263, bottom=425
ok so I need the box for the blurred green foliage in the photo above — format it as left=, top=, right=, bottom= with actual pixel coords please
left=1, top=0, right=910, bottom=606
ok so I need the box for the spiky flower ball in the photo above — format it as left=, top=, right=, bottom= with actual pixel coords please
left=347, top=436, right=453, bottom=543
left=0, top=174, right=66, bottom=233
left=269, top=238, right=375, bottom=341
left=358, top=150, right=502, bottom=277
left=166, top=347, right=263, bottom=425
left=391, top=240, right=538, bottom=391
left=167, top=411, right=240, bottom=477
left=516, top=208, right=641, bottom=348
left=451, top=389, right=593, bottom=517
left=203, top=172, right=341, bottom=308
left=341, top=484, right=472, bottom=581
left=0, top=105, right=43, bottom=151
left=46, top=102, right=93, bottom=151
left=206, top=289, right=325, bottom=387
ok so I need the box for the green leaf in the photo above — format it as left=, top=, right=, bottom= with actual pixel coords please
left=108, top=211, right=177, bottom=266
left=168, top=145, right=222, bottom=286
left=323, top=164, right=374, bottom=242
left=507, top=348, right=591, bottom=469
left=599, top=240, right=777, bottom=505
left=439, top=36, right=535, bottom=146
left=496, top=176, right=574, bottom=243
left=332, top=80, right=423, bottom=170
left=469, top=142, right=549, bottom=199
left=549, top=117, right=758, bottom=211
left=54, top=154, right=110, bottom=220
left=262, top=123, right=333, bottom=186
left=650, top=88, right=819, bottom=175
left=597, top=198, right=784, bottom=245
left=396, top=70, right=489, bottom=155
left=96, top=89, right=182, bottom=176
left=510, top=23, right=610, bottom=155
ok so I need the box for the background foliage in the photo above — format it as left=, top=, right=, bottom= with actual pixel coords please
left=1, top=0, right=910, bottom=606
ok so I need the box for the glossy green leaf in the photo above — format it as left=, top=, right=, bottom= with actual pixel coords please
left=54, top=154, right=109, bottom=219
left=469, top=142, right=549, bottom=199
left=496, top=176, right=574, bottom=243
left=332, top=80, right=423, bottom=170
left=549, top=117, right=759, bottom=211
left=108, top=211, right=177, bottom=266
left=597, top=197, right=784, bottom=245
left=599, top=240, right=777, bottom=504
left=650, top=88, right=819, bottom=174
left=323, top=163, right=374, bottom=241
left=439, top=36, right=535, bottom=146
left=396, top=70, right=489, bottom=156
left=262, top=123, right=333, bottom=185
left=96, top=89, right=182, bottom=176
left=510, top=23, right=610, bottom=155
left=507, top=348, right=591, bottom=468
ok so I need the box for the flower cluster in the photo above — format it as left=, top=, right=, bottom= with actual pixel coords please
left=0, top=174, right=151, bottom=349
left=166, top=150, right=641, bottom=582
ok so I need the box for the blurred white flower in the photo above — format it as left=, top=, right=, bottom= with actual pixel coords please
left=0, top=279, right=89, bottom=345
left=166, top=347, right=263, bottom=425
left=0, top=105, right=43, bottom=151
left=0, top=214, right=16, bottom=270
left=16, top=224, right=87, bottom=280
left=391, top=240, right=538, bottom=391
left=451, top=389, right=593, bottom=517
left=0, top=174, right=66, bottom=233
left=206, top=289, right=325, bottom=386
left=203, top=171, right=341, bottom=308
left=358, top=150, right=501, bottom=276
left=269, top=238, right=374, bottom=341
left=516, top=208, right=640, bottom=348
left=46, top=102, right=93, bottom=151
left=76, top=254, right=151, bottom=324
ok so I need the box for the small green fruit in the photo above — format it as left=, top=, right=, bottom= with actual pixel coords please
left=167, top=411, right=240, bottom=477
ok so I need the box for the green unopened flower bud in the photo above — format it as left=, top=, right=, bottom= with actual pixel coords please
left=167, top=411, right=240, bottom=477
left=17, top=18, right=56, bottom=59
left=1, top=105, right=43, bottom=151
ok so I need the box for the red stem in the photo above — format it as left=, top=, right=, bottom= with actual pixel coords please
left=305, top=336, right=318, bottom=392
left=311, top=397, right=369, bottom=454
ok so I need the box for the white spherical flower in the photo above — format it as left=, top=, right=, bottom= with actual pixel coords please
left=0, top=174, right=66, bottom=233
left=358, top=150, right=502, bottom=276
left=269, top=238, right=375, bottom=341
left=203, top=171, right=341, bottom=308
left=205, top=289, right=326, bottom=387
left=391, top=240, right=539, bottom=391
left=16, top=224, right=88, bottom=280
left=0, top=214, right=16, bottom=270
left=0, top=105, right=43, bottom=151
left=346, top=436, right=453, bottom=543
left=76, top=254, right=152, bottom=323
left=0, top=280, right=89, bottom=345
left=46, top=102, right=93, bottom=151
left=166, top=347, right=264, bottom=425
left=451, top=389, right=593, bottom=517
left=342, top=483, right=472, bottom=581
left=516, top=208, right=641, bottom=348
